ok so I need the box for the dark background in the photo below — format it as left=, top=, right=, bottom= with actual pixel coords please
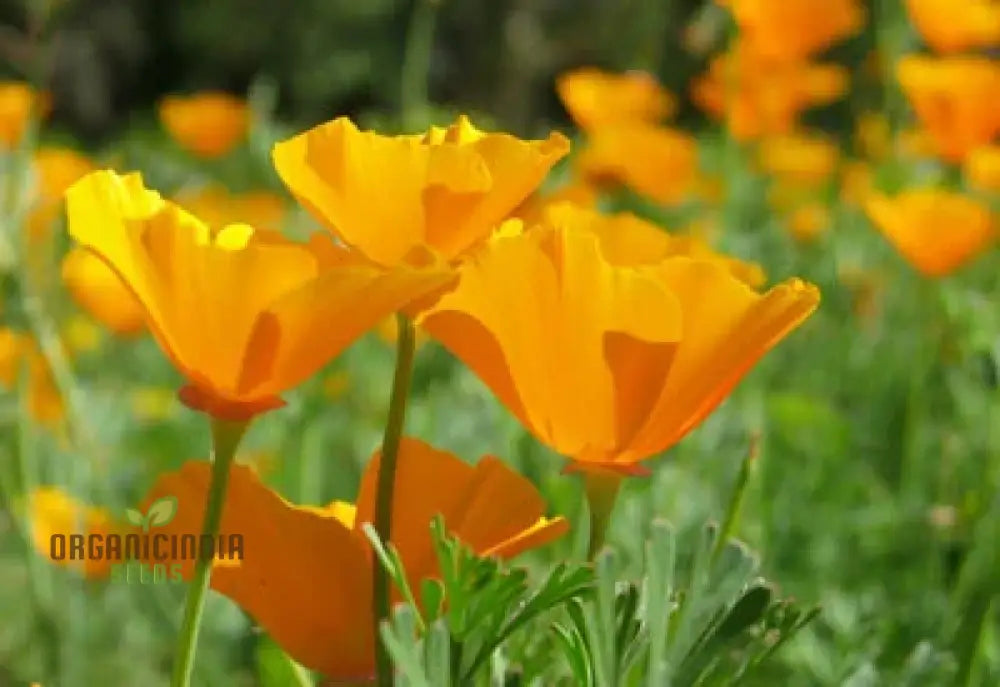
left=0, top=0, right=874, bottom=142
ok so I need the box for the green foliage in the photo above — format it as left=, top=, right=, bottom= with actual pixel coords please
left=558, top=522, right=818, bottom=687
left=373, top=515, right=817, bottom=686
left=375, top=515, right=593, bottom=685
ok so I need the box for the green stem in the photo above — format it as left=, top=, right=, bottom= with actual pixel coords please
left=170, top=417, right=248, bottom=687
left=583, top=471, right=624, bottom=560
left=400, top=0, right=441, bottom=130
left=373, top=313, right=417, bottom=687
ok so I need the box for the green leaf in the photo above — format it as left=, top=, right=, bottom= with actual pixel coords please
left=124, top=508, right=145, bottom=527
left=645, top=520, right=676, bottom=685
left=381, top=606, right=433, bottom=687
left=420, top=578, right=445, bottom=623
left=144, top=495, right=178, bottom=529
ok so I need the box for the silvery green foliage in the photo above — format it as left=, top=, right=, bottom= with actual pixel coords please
left=374, top=517, right=818, bottom=686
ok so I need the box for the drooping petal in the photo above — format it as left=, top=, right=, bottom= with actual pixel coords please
left=354, top=438, right=568, bottom=590
left=141, top=462, right=374, bottom=681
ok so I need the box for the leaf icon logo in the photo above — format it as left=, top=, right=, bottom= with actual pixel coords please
left=125, top=495, right=179, bottom=532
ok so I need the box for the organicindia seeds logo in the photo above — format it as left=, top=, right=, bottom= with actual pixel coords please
left=48, top=495, right=244, bottom=585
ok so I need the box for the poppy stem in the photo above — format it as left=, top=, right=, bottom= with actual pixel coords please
left=583, top=470, right=624, bottom=560
left=373, top=313, right=417, bottom=687
left=170, top=417, right=248, bottom=687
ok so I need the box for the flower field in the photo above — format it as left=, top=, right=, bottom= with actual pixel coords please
left=1, top=0, right=999, bottom=685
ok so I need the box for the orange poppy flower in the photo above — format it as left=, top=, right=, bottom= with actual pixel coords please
left=61, top=247, right=146, bottom=337
left=65, top=170, right=454, bottom=420
left=897, top=55, right=1000, bottom=163
left=757, top=132, right=840, bottom=188
left=0, top=82, right=48, bottom=147
left=272, top=115, right=569, bottom=267
left=575, top=124, right=698, bottom=205
left=905, top=0, right=1000, bottom=54
left=129, top=438, right=566, bottom=681
left=556, top=67, right=676, bottom=131
left=865, top=189, right=996, bottom=276
left=719, top=0, right=865, bottom=62
left=542, top=203, right=766, bottom=288
left=174, top=185, right=286, bottom=233
left=0, top=328, right=64, bottom=426
left=785, top=201, right=831, bottom=243
left=159, top=92, right=249, bottom=159
left=854, top=112, right=892, bottom=161
left=896, top=127, right=939, bottom=159
left=418, top=207, right=818, bottom=473
left=511, top=179, right=600, bottom=226
left=964, top=144, right=1000, bottom=193
left=26, top=147, right=95, bottom=241
left=33, top=147, right=94, bottom=201
left=840, top=160, right=874, bottom=206
left=692, top=49, right=849, bottom=140
left=28, top=487, right=119, bottom=579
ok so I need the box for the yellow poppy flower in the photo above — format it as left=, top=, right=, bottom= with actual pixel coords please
left=28, top=487, right=119, bottom=579
left=897, top=55, right=1000, bottom=163
left=174, top=185, right=286, bottom=232
left=419, top=209, right=818, bottom=473
left=575, top=124, right=698, bottom=205
left=865, top=189, right=997, bottom=276
left=159, top=92, right=249, bottom=159
left=905, top=0, right=1000, bottom=54
left=65, top=170, right=454, bottom=420
left=61, top=247, right=146, bottom=337
left=0, top=82, right=47, bottom=147
left=964, top=144, right=1000, bottom=193
left=0, top=329, right=64, bottom=426
left=719, top=0, right=865, bottom=62
left=130, top=438, right=566, bottom=681
left=272, top=115, right=569, bottom=267
left=692, top=49, right=849, bottom=140
left=556, top=67, right=676, bottom=131
left=757, top=132, right=840, bottom=188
